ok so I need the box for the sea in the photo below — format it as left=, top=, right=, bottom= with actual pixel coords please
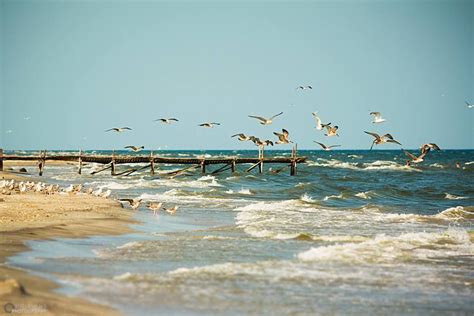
left=6, top=149, right=474, bottom=315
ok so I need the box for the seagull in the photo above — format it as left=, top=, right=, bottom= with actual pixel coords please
left=164, top=205, right=179, bottom=215
left=249, top=136, right=273, bottom=148
left=124, top=145, right=144, bottom=152
left=370, top=111, right=386, bottom=123
left=248, top=112, right=283, bottom=125
left=231, top=133, right=251, bottom=141
left=296, top=85, right=312, bottom=90
left=420, top=143, right=441, bottom=152
left=403, top=144, right=439, bottom=164
left=155, top=118, right=179, bottom=124
left=364, top=131, right=402, bottom=150
left=324, top=125, right=339, bottom=137
left=105, top=127, right=132, bottom=132
left=273, top=129, right=292, bottom=144
left=314, top=141, right=341, bottom=151
left=119, top=198, right=142, bottom=210
left=24, top=116, right=31, bottom=120
left=199, top=122, right=220, bottom=128
left=148, top=202, right=163, bottom=215
left=465, top=101, right=474, bottom=109
left=311, top=112, right=325, bottom=130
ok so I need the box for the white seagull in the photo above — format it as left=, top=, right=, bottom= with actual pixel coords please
left=124, top=145, right=144, bottom=152
left=199, top=122, right=220, bottom=128
left=314, top=141, right=341, bottom=151
left=273, top=129, right=292, bottom=144
left=296, top=85, right=312, bottom=90
left=231, top=133, right=251, bottom=141
left=105, top=127, right=132, bottom=133
left=148, top=202, right=163, bottom=215
left=311, top=112, right=331, bottom=131
left=248, top=112, right=283, bottom=125
left=155, top=118, right=179, bottom=124
left=370, top=112, right=386, bottom=124
left=164, top=205, right=179, bottom=215
left=466, top=101, right=474, bottom=109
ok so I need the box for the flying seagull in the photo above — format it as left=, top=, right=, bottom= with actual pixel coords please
left=105, top=127, right=132, bottom=132
left=466, top=101, right=474, bottom=109
left=199, top=122, right=220, bottom=128
left=370, top=111, right=386, bottom=124
left=248, top=112, right=283, bottom=125
left=296, top=85, right=312, bottom=90
left=273, top=129, right=292, bottom=144
left=403, top=144, right=440, bottom=164
left=324, top=125, right=339, bottom=137
left=364, top=131, right=402, bottom=150
left=124, top=145, right=144, bottom=152
left=312, top=112, right=330, bottom=131
left=155, top=118, right=179, bottom=124
left=249, top=136, right=273, bottom=148
left=314, top=141, right=341, bottom=151
left=231, top=133, right=251, bottom=141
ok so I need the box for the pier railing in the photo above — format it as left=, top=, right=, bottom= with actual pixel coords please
left=0, top=147, right=306, bottom=176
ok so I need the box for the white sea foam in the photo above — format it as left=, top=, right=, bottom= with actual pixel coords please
left=323, top=193, right=343, bottom=201
left=307, top=158, right=417, bottom=172
left=298, top=229, right=473, bottom=264
left=354, top=191, right=371, bottom=199
left=300, top=193, right=315, bottom=203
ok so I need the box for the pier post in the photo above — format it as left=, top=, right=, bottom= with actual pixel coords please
left=150, top=152, right=155, bottom=175
left=231, top=159, right=236, bottom=173
left=78, top=150, right=82, bottom=175
left=258, top=161, right=263, bottom=174
left=0, top=148, right=3, bottom=171
left=290, top=160, right=296, bottom=176
left=38, top=151, right=45, bottom=176
left=200, top=160, right=206, bottom=174
left=111, top=151, right=116, bottom=176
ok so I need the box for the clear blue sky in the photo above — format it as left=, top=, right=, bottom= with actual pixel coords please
left=1, top=0, right=473, bottom=150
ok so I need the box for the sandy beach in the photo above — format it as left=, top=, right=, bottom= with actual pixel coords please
left=0, top=170, right=136, bottom=315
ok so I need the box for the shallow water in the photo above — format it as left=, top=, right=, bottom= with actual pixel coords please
left=7, top=149, right=474, bottom=315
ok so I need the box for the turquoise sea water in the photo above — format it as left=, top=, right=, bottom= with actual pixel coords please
left=7, top=149, right=474, bottom=315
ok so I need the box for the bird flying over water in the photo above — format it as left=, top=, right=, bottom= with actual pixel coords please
left=199, top=122, right=220, bottom=128
left=248, top=112, right=283, bottom=125
left=364, top=131, right=402, bottom=150
left=403, top=144, right=440, bottom=164
left=466, top=101, right=474, bottom=109
left=370, top=112, right=386, bottom=124
left=324, top=125, right=339, bottom=137
left=273, top=129, right=292, bottom=144
left=312, top=112, right=331, bottom=131
left=314, top=141, right=341, bottom=151
left=155, top=118, right=179, bottom=124
left=105, top=127, right=132, bottom=132
left=124, top=145, right=144, bottom=152
left=231, top=133, right=251, bottom=141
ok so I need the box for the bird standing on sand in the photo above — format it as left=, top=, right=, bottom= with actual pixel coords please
left=314, top=141, right=341, bottom=151
left=199, top=122, right=220, bottom=128
left=164, top=205, right=179, bottom=215
left=148, top=202, right=163, bottom=215
left=370, top=112, right=386, bottom=124
left=105, top=127, right=132, bottom=132
left=125, top=145, right=145, bottom=152
left=155, top=118, right=179, bottom=124
left=364, top=131, right=402, bottom=150
left=273, top=129, right=292, bottom=144
left=231, top=133, right=251, bottom=141
left=248, top=112, right=283, bottom=125
left=465, top=101, right=474, bottom=109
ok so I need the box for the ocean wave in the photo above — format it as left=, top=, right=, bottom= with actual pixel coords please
left=435, top=206, right=474, bottom=220
left=354, top=191, right=372, bottom=199
left=323, top=193, right=344, bottom=201
left=307, top=158, right=418, bottom=172
left=300, top=193, right=315, bottom=203
left=298, top=228, right=473, bottom=264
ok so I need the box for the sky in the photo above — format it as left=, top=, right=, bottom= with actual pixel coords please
left=0, top=0, right=473, bottom=150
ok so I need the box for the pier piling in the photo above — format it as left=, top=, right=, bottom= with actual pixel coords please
left=0, top=148, right=3, bottom=171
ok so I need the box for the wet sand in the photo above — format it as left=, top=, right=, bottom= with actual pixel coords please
left=0, top=171, right=137, bottom=315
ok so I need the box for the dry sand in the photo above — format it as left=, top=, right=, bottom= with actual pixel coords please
left=0, top=171, right=137, bottom=315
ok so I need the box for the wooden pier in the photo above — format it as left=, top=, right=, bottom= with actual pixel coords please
left=0, top=147, right=306, bottom=177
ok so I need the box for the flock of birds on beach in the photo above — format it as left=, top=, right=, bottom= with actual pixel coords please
left=0, top=179, right=177, bottom=215
left=104, top=84, right=455, bottom=166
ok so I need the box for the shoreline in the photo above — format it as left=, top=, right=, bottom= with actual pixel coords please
left=0, top=171, right=137, bottom=316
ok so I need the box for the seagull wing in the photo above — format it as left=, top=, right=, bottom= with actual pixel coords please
left=328, top=145, right=341, bottom=149
left=169, top=118, right=179, bottom=121
left=387, top=139, right=402, bottom=145
left=383, top=133, right=394, bottom=140
left=231, top=133, right=244, bottom=138
left=370, top=112, right=381, bottom=119
left=364, top=131, right=380, bottom=139
left=248, top=115, right=267, bottom=123
left=122, top=127, right=132, bottom=130
left=105, top=128, right=117, bottom=132
left=270, top=112, right=283, bottom=120
left=282, top=129, right=289, bottom=138
left=313, top=141, right=326, bottom=149
left=428, top=143, right=440, bottom=150
left=403, top=150, right=417, bottom=160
